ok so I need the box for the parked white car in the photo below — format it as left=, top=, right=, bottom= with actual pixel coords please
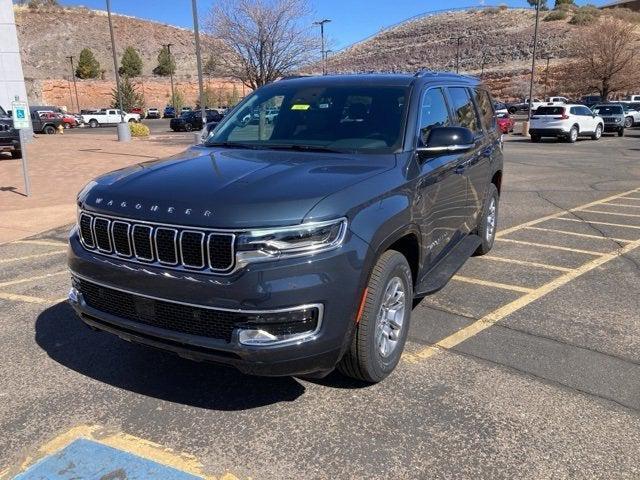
left=529, top=104, right=604, bottom=143
left=620, top=104, right=640, bottom=128
left=81, top=109, right=141, bottom=128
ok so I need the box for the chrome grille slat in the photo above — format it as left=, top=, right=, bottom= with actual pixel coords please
left=78, top=211, right=235, bottom=273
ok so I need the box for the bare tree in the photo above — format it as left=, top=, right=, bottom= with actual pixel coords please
left=206, top=0, right=317, bottom=89
left=564, top=17, right=639, bottom=99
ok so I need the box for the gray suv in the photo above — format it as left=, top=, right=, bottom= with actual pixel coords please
left=592, top=104, right=626, bottom=136
left=68, top=72, right=504, bottom=383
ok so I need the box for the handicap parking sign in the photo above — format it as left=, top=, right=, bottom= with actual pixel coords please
left=11, top=100, right=31, bottom=129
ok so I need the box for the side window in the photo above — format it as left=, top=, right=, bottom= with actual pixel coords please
left=570, top=107, right=578, bottom=115
left=418, top=88, right=451, bottom=145
left=580, top=107, right=593, bottom=116
left=447, top=87, right=480, bottom=134
left=473, top=89, right=496, bottom=130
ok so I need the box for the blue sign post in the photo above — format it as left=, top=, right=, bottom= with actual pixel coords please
left=12, top=99, right=31, bottom=196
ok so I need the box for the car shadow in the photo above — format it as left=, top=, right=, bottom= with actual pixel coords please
left=35, top=302, right=307, bottom=410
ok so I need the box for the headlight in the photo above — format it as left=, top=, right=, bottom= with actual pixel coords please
left=236, top=218, right=347, bottom=264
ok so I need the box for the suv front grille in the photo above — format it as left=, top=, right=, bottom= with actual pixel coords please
left=79, top=212, right=235, bottom=273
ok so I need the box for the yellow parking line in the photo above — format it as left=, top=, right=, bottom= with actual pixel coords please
left=403, top=235, right=640, bottom=363
left=495, top=238, right=603, bottom=256
left=452, top=275, right=534, bottom=293
left=0, top=271, right=67, bottom=289
left=0, top=250, right=66, bottom=264
left=579, top=209, right=640, bottom=218
left=555, top=217, right=640, bottom=230
left=0, top=292, right=61, bottom=305
left=604, top=202, right=640, bottom=208
left=478, top=255, right=574, bottom=272
left=14, top=239, right=67, bottom=247
left=524, top=226, right=633, bottom=243
left=620, top=196, right=640, bottom=200
left=497, top=187, right=640, bottom=237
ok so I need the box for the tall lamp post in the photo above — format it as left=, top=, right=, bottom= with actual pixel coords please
left=106, top=0, right=130, bottom=141
left=455, top=36, right=463, bottom=74
left=66, top=55, right=80, bottom=112
left=192, top=0, right=206, bottom=141
left=313, top=19, right=331, bottom=75
left=527, top=0, right=541, bottom=122
left=163, top=43, right=176, bottom=111
left=543, top=54, right=553, bottom=99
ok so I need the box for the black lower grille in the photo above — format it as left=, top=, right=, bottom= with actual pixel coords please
left=77, top=279, right=242, bottom=342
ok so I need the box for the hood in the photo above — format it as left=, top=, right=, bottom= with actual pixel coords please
left=79, top=146, right=394, bottom=228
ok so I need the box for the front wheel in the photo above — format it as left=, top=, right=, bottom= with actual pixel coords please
left=337, top=250, right=413, bottom=383
left=591, top=124, right=602, bottom=140
left=89, top=119, right=98, bottom=128
left=184, top=123, right=193, bottom=132
left=11, top=149, right=21, bottom=159
left=624, top=116, right=634, bottom=128
left=43, top=125, right=56, bottom=135
left=567, top=126, right=578, bottom=143
left=63, top=122, right=70, bottom=129
left=530, top=134, right=540, bottom=143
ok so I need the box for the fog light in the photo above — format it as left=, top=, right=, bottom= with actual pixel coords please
left=237, top=306, right=322, bottom=346
left=68, top=287, right=79, bottom=304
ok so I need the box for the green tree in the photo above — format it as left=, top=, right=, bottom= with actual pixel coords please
left=554, top=0, right=574, bottom=7
left=75, top=48, right=101, bottom=79
left=111, top=76, right=144, bottom=112
left=226, top=85, right=241, bottom=106
left=204, top=55, right=219, bottom=76
left=119, top=46, right=143, bottom=78
left=153, top=46, right=176, bottom=76
left=526, top=0, right=548, bottom=9
left=169, top=90, right=185, bottom=111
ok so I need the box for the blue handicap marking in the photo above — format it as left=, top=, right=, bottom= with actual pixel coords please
left=15, top=438, right=202, bottom=480
left=16, top=109, right=25, bottom=119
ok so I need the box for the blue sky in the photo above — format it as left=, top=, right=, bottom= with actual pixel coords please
left=58, top=0, right=606, bottom=49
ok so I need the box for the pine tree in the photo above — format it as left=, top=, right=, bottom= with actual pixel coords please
left=153, top=46, right=176, bottom=76
left=119, top=46, right=143, bottom=78
left=76, top=48, right=101, bottom=79
left=111, top=76, right=144, bottom=112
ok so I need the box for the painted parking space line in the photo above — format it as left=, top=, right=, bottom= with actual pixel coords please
left=0, top=292, right=64, bottom=305
left=603, top=202, right=640, bottom=208
left=495, top=238, right=604, bottom=256
left=619, top=196, right=640, bottom=200
left=478, top=255, right=574, bottom=272
left=0, top=271, right=67, bottom=289
left=579, top=209, right=640, bottom=218
left=6, top=424, right=238, bottom=480
left=0, top=250, right=66, bottom=264
left=403, top=234, right=640, bottom=363
left=555, top=217, right=640, bottom=230
left=452, top=275, right=534, bottom=293
left=13, top=239, right=68, bottom=247
left=523, top=226, right=634, bottom=243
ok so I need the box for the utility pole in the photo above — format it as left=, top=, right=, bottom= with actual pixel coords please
left=192, top=0, right=206, bottom=138
left=163, top=43, right=176, bottom=110
left=455, top=36, right=464, bottom=74
left=67, top=55, right=80, bottom=112
left=106, top=0, right=130, bottom=141
left=527, top=0, right=541, bottom=122
left=543, top=55, right=552, bottom=99
left=480, top=53, right=487, bottom=79
left=313, top=19, right=331, bottom=75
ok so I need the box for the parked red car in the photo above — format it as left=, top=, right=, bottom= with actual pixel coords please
left=130, top=107, right=145, bottom=119
left=497, top=112, right=514, bottom=134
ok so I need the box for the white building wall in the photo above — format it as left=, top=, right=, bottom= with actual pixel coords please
left=0, top=0, right=28, bottom=110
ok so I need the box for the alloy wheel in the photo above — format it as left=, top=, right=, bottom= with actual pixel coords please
left=486, top=197, right=497, bottom=242
left=375, top=277, right=406, bottom=358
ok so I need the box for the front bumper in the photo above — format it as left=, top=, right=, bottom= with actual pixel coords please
left=603, top=123, right=623, bottom=132
left=67, top=227, right=372, bottom=376
left=0, top=137, right=20, bottom=151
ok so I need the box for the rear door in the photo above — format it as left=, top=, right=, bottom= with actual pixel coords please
left=578, top=106, right=597, bottom=132
left=414, top=86, right=469, bottom=263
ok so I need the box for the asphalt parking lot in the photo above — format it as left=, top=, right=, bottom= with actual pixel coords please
left=1, top=130, right=640, bottom=479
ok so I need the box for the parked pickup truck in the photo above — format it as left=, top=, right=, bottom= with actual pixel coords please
left=68, top=72, right=503, bottom=383
left=82, top=109, right=140, bottom=128
left=0, top=106, right=20, bottom=158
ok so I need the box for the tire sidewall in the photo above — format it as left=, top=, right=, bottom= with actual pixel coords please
left=475, top=184, right=499, bottom=255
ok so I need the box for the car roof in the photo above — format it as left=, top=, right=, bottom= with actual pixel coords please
left=276, top=72, right=479, bottom=88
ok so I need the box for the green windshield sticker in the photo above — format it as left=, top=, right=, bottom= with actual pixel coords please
left=291, top=104, right=310, bottom=111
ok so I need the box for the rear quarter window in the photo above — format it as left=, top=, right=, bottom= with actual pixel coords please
left=473, top=89, right=496, bottom=130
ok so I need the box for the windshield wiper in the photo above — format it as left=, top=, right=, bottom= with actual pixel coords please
left=262, top=144, right=345, bottom=153
left=206, top=141, right=259, bottom=149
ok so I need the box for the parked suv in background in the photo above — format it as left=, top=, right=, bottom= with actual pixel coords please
left=0, top=106, right=20, bottom=159
left=592, top=104, right=625, bottom=136
left=529, top=104, right=603, bottom=142
left=68, top=72, right=503, bottom=383
left=618, top=103, right=640, bottom=128
left=170, top=109, right=223, bottom=132
left=146, top=108, right=160, bottom=119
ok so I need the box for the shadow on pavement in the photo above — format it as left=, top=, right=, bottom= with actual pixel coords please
left=35, top=302, right=306, bottom=410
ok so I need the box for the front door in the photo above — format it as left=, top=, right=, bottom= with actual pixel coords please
left=414, top=87, right=469, bottom=265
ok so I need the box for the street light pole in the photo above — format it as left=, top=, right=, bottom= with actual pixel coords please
left=543, top=55, right=552, bottom=99
left=313, top=19, right=331, bottom=75
left=163, top=43, right=176, bottom=111
left=191, top=0, right=206, bottom=138
left=106, top=0, right=130, bottom=141
left=527, top=0, right=541, bottom=122
left=67, top=56, right=80, bottom=112
left=456, top=36, right=463, bottom=74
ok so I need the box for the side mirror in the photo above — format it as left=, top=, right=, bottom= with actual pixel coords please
left=417, top=126, right=475, bottom=155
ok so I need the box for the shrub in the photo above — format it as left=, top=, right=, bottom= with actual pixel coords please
left=544, top=9, right=568, bottom=21
left=607, top=7, right=640, bottom=24
left=498, top=4, right=508, bottom=11
left=483, top=7, right=501, bottom=14
left=129, top=122, right=150, bottom=137
left=570, top=7, right=599, bottom=26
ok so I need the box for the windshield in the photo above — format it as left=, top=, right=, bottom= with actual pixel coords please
left=593, top=105, right=623, bottom=115
left=205, top=83, right=409, bottom=153
left=0, top=106, right=7, bottom=117
left=535, top=106, right=565, bottom=115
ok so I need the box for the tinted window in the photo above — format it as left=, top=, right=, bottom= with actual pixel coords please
left=474, top=89, right=495, bottom=130
left=536, top=106, right=565, bottom=115
left=578, top=106, right=593, bottom=116
left=0, top=106, right=7, bottom=117
left=418, top=88, right=451, bottom=144
left=593, top=105, right=623, bottom=115
left=447, top=87, right=480, bottom=133
left=208, top=84, right=409, bottom=153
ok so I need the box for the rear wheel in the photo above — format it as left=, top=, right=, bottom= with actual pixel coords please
left=618, top=128, right=625, bottom=137
left=624, top=116, right=634, bottom=128
left=474, top=183, right=499, bottom=256
left=184, top=123, right=193, bottom=132
left=11, top=149, right=21, bottom=159
left=530, top=134, right=540, bottom=143
left=591, top=124, right=602, bottom=140
left=337, top=250, right=412, bottom=383
left=63, top=122, right=70, bottom=129
left=43, top=125, right=56, bottom=135
left=567, top=125, right=578, bottom=143
left=89, top=119, right=98, bottom=128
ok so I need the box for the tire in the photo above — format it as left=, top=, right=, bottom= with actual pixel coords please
left=11, top=149, right=21, bottom=159
left=43, top=125, right=56, bottom=135
left=337, top=250, right=413, bottom=383
left=624, top=116, right=634, bottom=128
left=530, top=134, right=540, bottom=143
left=128, top=118, right=136, bottom=123
left=567, top=125, right=578, bottom=143
left=89, top=119, right=98, bottom=128
left=591, top=123, right=602, bottom=140
left=508, top=106, right=517, bottom=114
left=618, top=128, right=625, bottom=137
left=184, top=123, right=193, bottom=132
left=63, top=122, right=70, bottom=129
left=473, top=183, right=499, bottom=256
